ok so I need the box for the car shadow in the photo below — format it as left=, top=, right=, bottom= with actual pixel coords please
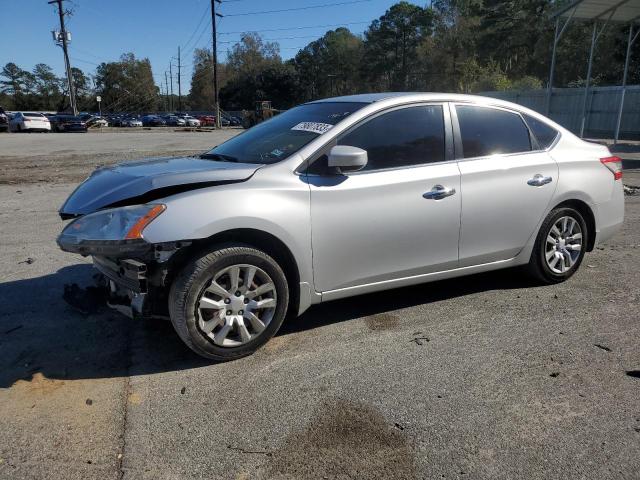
left=0, top=263, right=537, bottom=388
left=281, top=267, right=536, bottom=336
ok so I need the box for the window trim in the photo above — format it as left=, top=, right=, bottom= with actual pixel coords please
left=450, top=103, right=557, bottom=161
left=302, top=102, right=454, bottom=176
left=521, top=113, right=561, bottom=152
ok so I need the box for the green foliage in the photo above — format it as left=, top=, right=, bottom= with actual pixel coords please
left=0, top=61, right=93, bottom=111
left=294, top=28, right=364, bottom=100
left=363, top=2, right=435, bottom=90
left=220, top=34, right=299, bottom=109
left=5, top=1, right=640, bottom=112
left=94, top=53, right=159, bottom=113
left=510, top=76, right=544, bottom=91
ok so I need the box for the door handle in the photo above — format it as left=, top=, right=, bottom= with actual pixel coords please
left=527, top=174, right=553, bottom=187
left=423, top=185, right=456, bottom=200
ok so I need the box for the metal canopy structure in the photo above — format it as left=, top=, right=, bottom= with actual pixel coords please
left=555, top=0, right=640, bottom=22
left=546, top=0, right=640, bottom=141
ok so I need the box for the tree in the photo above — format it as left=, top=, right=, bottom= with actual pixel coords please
left=94, top=53, right=159, bottom=112
left=0, top=63, right=31, bottom=108
left=188, top=48, right=229, bottom=111
left=363, top=2, right=435, bottom=90
left=217, top=33, right=298, bottom=110
left=226, top=33, right=281, bottom=78
left=32, top=63, right=63, bottom=110
left=294, top=27, right=363, bottom=100
left=219, top=63, right=299, bottom=110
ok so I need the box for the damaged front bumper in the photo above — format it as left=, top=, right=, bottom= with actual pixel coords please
left=93, top=256, right=150, bottom=319
left=60, top=240, right=190, bottom=320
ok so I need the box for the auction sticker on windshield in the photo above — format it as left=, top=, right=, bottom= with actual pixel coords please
left=291, top=122, right=333, bottom=134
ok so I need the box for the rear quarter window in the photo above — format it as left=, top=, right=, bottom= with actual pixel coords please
left=523, top=114, right=559, bottom=149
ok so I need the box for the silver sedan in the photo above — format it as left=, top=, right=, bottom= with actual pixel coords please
left=57, top=93, right=625, bottom=360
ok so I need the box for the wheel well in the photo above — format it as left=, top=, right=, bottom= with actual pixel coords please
left=166, top=229, right=301, bottom=316
left=554, top=199, right=596, bottom=252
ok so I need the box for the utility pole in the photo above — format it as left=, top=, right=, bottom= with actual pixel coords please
left=164, top=71, right=169, bottom=112
left=49, top=0, right=77, bottom=115
left=177, top=46, right=182, bottom=112
left=212, top=0, right=222, bottom=128
left=169, top=63, right=174, bottom=112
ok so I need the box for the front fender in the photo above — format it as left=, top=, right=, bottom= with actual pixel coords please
left=142, top=176, right=314, bottom=297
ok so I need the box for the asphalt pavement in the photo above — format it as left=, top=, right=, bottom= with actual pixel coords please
left=0, top=132, right=639, bottom=480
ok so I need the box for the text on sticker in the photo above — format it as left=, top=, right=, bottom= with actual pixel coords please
left=291, top=122, right=333, bottom=134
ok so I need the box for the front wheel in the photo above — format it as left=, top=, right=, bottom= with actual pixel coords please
left=526, top=207, right=587, bottom=284
left=169, top=245, right=289, bottom=360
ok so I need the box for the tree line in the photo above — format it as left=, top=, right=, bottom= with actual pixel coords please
left=2, top=1, right=639, bottom=113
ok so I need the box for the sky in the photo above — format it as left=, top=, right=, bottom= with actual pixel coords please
left=1, top=0, right=422, bottom=92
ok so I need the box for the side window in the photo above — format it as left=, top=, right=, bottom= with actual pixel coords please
left=523, top=113, right=559, bottom=149
left=337, top=105, right=445, bottom=171
left=456, top=105, right=531, bottom=158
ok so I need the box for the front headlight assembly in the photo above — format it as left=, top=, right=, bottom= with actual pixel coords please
left=57, top=204, right=165, bottom=255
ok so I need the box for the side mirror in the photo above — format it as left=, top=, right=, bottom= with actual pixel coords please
left=327, top=145, right=368, bottom=173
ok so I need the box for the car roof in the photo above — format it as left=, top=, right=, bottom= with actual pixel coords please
left=306, top=92, right=521, bottom=106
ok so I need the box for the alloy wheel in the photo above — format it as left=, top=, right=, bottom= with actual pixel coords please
left=545, top=216, right=583, bottom=274
left=196, top=264, right=277, bottom=347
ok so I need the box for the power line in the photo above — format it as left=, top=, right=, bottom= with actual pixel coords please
left=218, top=34, right=325, bottom=44
left=218, top=20, right=370, bottom=35
left=181, top=3, right=210, bottom=52
left=222, top=0, right=374, bottom=17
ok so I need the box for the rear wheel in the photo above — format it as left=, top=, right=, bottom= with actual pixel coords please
left=526, top=207, right=587, bottom=284
left=169, top=245, right=289, bottom=360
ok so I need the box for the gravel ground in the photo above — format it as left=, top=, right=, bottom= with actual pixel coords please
left=0, top=132, right=638, bottom=480
left=0, top=129, right=240, bottom=184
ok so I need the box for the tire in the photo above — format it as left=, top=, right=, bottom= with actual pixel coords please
left=169, top=244, right=289, bottom=361
left=526, top=207, right=588, bottom=284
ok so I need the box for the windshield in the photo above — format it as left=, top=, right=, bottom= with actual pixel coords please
left=203, top=102, right=367, bottom=164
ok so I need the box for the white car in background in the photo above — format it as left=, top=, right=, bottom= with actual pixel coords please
left=184, top=116, right=201, bottom=127
left=9, top=112, right=51, bottom=132
left=123, top=118, right=143, bottom=127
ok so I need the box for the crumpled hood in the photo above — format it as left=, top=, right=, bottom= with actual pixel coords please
left=59, top=156, right=262, bottom=217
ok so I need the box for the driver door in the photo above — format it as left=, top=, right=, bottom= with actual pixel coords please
left=306, top=104, right=461, bottom=293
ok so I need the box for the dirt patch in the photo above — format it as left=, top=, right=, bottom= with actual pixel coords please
left=266, top=397, right=416, bottom=479
left=11, top=372, right=66, bottom=395
left=365, top=312, right=400, bottom=331
left=0, top=151, right=204, bottom=184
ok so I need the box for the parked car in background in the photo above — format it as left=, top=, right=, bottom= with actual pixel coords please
left=196, top=115, right=216, bottom=127
left=88, top=116, right=109, bottom=128
left=183, top=115, right=201, bottom=127
left=108, top=115, right=124, bottom=127
left=55, top=93, right=625, bottom=360
left=122, top=117, right=143, bottom=127
left=80, top=114, right=108, bottom=128
left=50, top=115, right=88, bottom=133
left=0, top=106, right=8, bottom=131
left=223, top=114, right=241, bottom=126
left=142, top=115, right=166, bottom=127
left=163, top=115, right=186, bottom=126
left=9, top=112, right=51, bottom=132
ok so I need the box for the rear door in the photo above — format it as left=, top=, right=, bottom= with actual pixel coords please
left=307, top=104, right=461, bottom=293
left=452, top=104, right=558, bottom=266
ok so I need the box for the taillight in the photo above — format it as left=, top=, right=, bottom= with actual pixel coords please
left=23, top=118, right=30, bottom=122
left=600, top=156, right=623, bottom=180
